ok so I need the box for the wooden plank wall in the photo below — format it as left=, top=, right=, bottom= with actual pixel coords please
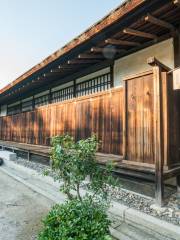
left=0, top=88, right=123, bottom=155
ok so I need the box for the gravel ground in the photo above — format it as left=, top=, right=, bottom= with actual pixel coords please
left=110, top=186, right=180, bottom=226
left=9, top=157, right=180, bottom=226
left=0, top=170, right=53, bottom=240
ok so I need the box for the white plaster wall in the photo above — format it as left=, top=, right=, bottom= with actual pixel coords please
left=114, top=38, right=174, bottom=86
left=0, top=105, right=7, bottom=116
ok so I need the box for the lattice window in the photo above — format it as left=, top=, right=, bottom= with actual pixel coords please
left=76, top=73, right=111, bottom=97
left=34, top=95, right=49, bottom=108
left=7, top=104, right=21, bottom=115
left=22, top=100, right=33, bottom=112
left=52, top=86, right=74, bottom=103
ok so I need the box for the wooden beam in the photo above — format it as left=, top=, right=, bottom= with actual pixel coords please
left=173, top=0, right=180, bottom=7
left=78, top=54, right=105, bottom=59
left=67, top=59, right=99, bottom=64
left=147, top=57, right=171, bottom=72
left=145, top=14, right=175, bottom=31
left=91, top=47, right=125, bottom=54
left=123, top=28, right=157, bottom=39
left=43, top=72, right=62, bottom=77
left=51, top=68, right=73, bottom=73
left=105, top=38, right=140, bottom=47
left=58, top=65, right=77, bottom=70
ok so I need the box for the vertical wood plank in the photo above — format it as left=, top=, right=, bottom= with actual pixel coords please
left=153, top=65, right=164, bottom=207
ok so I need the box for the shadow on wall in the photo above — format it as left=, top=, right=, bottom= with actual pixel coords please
left=0, top=89, right=124, bottom=155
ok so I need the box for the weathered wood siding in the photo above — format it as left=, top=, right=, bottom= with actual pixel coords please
left=0, top=88, right=123, bottom=155
left=0, top=69, right=179, bottom=168
left=125, top=71, right=154, bottom=164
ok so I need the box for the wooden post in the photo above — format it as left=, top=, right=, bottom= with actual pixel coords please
left=174, top=28, right=180, bottom=192
left=148, top=57, right=164, bottom=207
left=174, top=27, right=180, bottom=68
left=32, top=96, right=35, bottom=110
left=49, top=89, right=52, bottom=104
left=177, top=175, right=180, bottom=197
left=27, top=151, right=30, bottom=161
left=123, top=80, right=128, bottom=160
left=110, top=63, right=114, bottom=88
left=154, top=65, right=164, bottom=206
left=73, top=79, right=76, bottom=98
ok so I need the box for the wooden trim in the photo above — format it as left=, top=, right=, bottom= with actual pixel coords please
left=147, top=57, right=171, bottom=72
left=123, top=80, right=128, bottom=160
left=162, top=72, right=170, bottom=167
left=153, top=65, right=164, bottom=206
left=123, top=70, right=153, bottom=81
left=122, top=160, right=155, bottom=169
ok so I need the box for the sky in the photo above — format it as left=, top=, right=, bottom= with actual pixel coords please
left=0, top=0, right=123, bottom=89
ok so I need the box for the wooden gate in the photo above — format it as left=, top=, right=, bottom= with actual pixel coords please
left=123, top=70, right=155, bottom=167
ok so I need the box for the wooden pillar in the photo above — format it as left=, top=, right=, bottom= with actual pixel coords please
left=153, top=65, right=164, bottom=207
left=148, top=57, right=165, bottom=207
left=73, top=79, right=76, bottom=98
left=174, top=27, right=180, bottom=68
left=110, top=63, right=114, bottom=88
left=177, top=175, right=180, bottom=197
left=49, top=89, right=52, bottom=104
left=32, top=96, right=35, bottom=110
left=174, top=28, right=180, bottom=194
left=123, top=80, right=128, bottom=160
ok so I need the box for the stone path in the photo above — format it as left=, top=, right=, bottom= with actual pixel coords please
left=0, top=171, right=53, bottom=240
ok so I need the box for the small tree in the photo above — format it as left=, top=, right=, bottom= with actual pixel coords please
left=50, top=134, right=115, bottom=205
left=40, top=134, right=116, bottom=240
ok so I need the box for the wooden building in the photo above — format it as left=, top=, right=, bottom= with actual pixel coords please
left=0, top=0, right=180, bottom=206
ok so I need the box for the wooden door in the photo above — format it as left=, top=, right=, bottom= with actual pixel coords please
left=124, top=71, right=154, bottom=165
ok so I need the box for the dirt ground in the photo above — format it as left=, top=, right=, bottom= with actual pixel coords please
left=0, top=171, right=53, bottom=240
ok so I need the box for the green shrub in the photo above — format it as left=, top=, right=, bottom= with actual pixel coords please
left=49, top=134, right=116, bottom=203
left=40, top=135, right=116, bottom=240
left=38, top=198, right=112, bottom=240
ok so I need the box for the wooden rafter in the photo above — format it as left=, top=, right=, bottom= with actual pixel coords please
left=91, top=47, right=125, bottom=54
left=58, top=65, right=75, bottom=69
left=145, top=14, right=175, bottom=31
left=123, top=28, right=157, bottom=39
left=78, top=54, right=105, bottom=59
left=68, top=59, right=99, bottom=64
left=43, top=72, right=61, bottom=77
left=105, top=38, right=140, bottom=46
left=50, top=68, right=72, bottom=73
